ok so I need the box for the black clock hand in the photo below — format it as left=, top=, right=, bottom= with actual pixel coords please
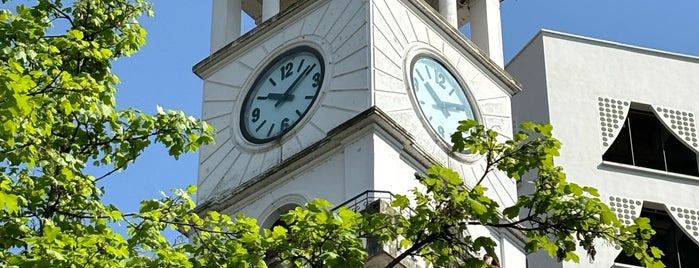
left=275, top=64, right=315, bottom=107
left=257, top=93, right=292, bottom=101
left=424, top=83, right=450, bottom=117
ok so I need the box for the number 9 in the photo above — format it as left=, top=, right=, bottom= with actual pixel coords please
left=252, top=108, right=260, bottom=123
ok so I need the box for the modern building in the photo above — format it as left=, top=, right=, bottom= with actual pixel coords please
left=508, top=30, right=699, bottom=268
left=193, top=0, right=526, bottom=266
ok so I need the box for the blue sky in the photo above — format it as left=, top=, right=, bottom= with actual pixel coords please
left=102, top=0, right=699, bottom=217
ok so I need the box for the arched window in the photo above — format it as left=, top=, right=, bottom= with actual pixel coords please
left=603, top=108, right=699, bottom=176
left=262, top=203, right=300, bottom=268
left=615, top=207, right=699, bottom=267
left=261, top=203, right=299, bottom=230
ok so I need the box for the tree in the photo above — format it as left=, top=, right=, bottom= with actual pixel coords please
left=0, top=0, right=663, bottom=267
left=0, top=0, right=218, bottom=266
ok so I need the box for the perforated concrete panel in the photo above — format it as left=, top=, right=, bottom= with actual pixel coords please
left=597, top=97, right=630, bottom=153
left=653, top=105, right=698, bottom=151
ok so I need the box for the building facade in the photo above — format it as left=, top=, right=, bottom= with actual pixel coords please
left=508, top=30, right=699, bottom=268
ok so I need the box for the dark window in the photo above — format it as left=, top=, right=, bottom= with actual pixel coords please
left=615, top=208, right=699, bottom=267
left=603, top=109, right=699, bottom=176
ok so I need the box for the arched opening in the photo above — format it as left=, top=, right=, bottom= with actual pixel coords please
left=615, top=205, right=699, bottom=267
left=261, top=203, right=300, bottom=230
left=261, top=203, right=301, bottom=268
left=603, top=106, right=699, bottom=176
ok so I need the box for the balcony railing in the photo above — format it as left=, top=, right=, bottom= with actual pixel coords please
left=332, top=190, right=396, bottom=212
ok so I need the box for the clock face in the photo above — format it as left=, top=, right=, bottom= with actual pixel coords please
left=240, top=46, right=325, bottom=144
left=410, top=56, right=475, bottom=143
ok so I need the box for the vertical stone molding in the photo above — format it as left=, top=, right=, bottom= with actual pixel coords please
left=470, top=0, right=504, bottom=67
left=210, top=0, right=242, bottom=53
left=438, top=0, right=458, bottom=27
left=667, top=205, right=699, bottom=246
left=597, top=97, right=630, bottom=154
left=262, top=0, right=280, bottom=21
left=652, top=105, right=699, bottom=152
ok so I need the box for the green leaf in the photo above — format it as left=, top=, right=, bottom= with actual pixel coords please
left=0, top=191, right=20, bottom=214
left=392, top=194, right=410, bottom=209
left=650, top=246, right=663, bottom=258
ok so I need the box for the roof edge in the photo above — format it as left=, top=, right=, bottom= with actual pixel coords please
left=541, top=29, right=699, bottom=63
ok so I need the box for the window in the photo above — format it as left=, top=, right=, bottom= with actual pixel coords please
left=603, top=109, right=699, bottom=176
left=615, top=208, right=699, bottom=267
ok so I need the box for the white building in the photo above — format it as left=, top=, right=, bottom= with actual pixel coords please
left=194, top=0, right=525, bottom=266
left=508, top=30, right=699, bottom=268
left=195, top=0, right=699, bottom=267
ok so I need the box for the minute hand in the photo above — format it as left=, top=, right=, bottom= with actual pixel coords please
left=424, top=83, right=450, bottom=117
left=275, top=64, right=315, bottom=107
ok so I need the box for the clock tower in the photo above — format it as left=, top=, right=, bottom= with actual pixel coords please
left=194, top=0, right=524, bottom=266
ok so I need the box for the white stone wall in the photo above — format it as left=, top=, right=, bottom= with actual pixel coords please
left=221, top=130, right=376, bottom=221
left=198, top=0, right=371, bottom=203
left=369, top=0, right=517, bottom=208
left=196, top=0, right=524, bottom=266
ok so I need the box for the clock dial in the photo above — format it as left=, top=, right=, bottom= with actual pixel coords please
left=241, top=46, right=325, bottom=144
left=411, top=56, right=475, bottom=143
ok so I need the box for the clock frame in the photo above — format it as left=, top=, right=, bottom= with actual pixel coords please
left=239, top=46, right=325, bottom=144
left=407, top=50, right=479, bottom=148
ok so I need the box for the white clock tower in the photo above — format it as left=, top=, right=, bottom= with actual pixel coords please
left=194, top=0, right=525, bottom=266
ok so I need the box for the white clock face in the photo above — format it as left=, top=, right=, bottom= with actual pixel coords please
left=240, top=46, right=325, bottom=144
left=411, top=57, right=475, bottom=143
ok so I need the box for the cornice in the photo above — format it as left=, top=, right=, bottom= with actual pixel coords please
left=194, top=106, right=440, bottom=214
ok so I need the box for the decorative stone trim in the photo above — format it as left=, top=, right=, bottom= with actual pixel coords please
left=608, top=196, right=643, bottom=251
left=597, top=97, right=631, bottom=154
left=652, top=105, right=698, bottom=152
left=608, top=196, right=643, bottom=226
left=667, top=205, right=699, bottom=246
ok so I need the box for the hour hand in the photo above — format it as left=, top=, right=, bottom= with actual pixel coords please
left=257, top=93, right=293, bottom=101
left=440, top=102, right=466, bottom=112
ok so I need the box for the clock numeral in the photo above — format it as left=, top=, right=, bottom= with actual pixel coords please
left=268, top=78, right=277, bottom=86
left=280, top=118, right=290, bottom=131
left=280, top=62, right=294, bottom=80
left=252, top=108, right=261, bottom=123
left=413, top=78, right=419, bottom=91
left=425, top=66, right=432, bottom=79
left=436, top=72, right=446, bottom=89
left=312, top=72, right=321, bottom=88
left=295, top=109, right=302, bottom=116
left=438, top=125, right=445, bottom=138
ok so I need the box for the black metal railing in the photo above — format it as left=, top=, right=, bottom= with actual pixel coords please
left=332, top=190, right=395, bottom=212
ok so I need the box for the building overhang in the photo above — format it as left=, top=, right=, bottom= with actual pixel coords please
left=194, top=106, right=440, bottom=214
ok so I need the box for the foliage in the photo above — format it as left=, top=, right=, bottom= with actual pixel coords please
left=0, top=0, right=663, bottom=267
left=0, top=0, right=215, bottom=266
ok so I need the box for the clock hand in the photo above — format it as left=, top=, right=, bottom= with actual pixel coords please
left=275, top=64, right=316, bottom=107
left=424, top=83, right=450, bottom=117
left=257, top=93, right=293, bottom=101
left=423, top=82, right=443, bottom=104
left=435, top=102, right=466, bottom=112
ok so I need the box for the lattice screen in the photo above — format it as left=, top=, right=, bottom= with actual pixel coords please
left=597, top=97, right=630, bottom=154
left=667, top=205, right=699, bottom=246
left=652, top=105, right=699, bottom=153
